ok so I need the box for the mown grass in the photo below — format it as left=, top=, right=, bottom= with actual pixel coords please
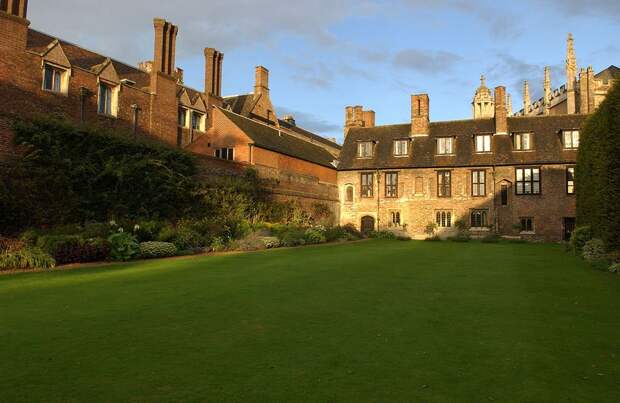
left=1, top=240, right=619, bottom=402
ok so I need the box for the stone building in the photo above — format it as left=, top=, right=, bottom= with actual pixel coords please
left=339, top=87, right=587, bottom=241
left=0, top=1, right=341, bottom=218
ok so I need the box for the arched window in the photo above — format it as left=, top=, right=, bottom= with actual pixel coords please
left=435, top=211, right=452, bottom=228
left=470, top=210, right=488, bottom=228
left=345, top=185, right=354, bottom=202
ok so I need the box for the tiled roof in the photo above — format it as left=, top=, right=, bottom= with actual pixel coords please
left=26, top=29, right=151, bottom=89
left=220, top=108, right=337, bottom=169
left=223, top=94, right=256, bottom=116
left=278, top=118, right=341, bottom=150
left=339, top=114, right=589, bottom=170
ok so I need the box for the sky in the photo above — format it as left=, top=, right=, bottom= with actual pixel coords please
left=28, top=0, right=620, bottom=143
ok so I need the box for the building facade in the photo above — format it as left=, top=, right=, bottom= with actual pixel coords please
left=339, top=87, right=587, bottom=241
left=0, top=1, right=341, bottom=219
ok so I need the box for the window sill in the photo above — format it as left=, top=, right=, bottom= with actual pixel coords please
left=474, top=151, right=493, bottom=155
left=98, top=113, right=118, bottom=119
left=512, top=149, right=535, bottom=153
left=356, top=156, right=374, bottom=160
left=520, top=231, right=535, bottom=235
left=435, top=154, right=456, bottom=157
left=393, top=155, right=409, bottom=158
left=471, top=227, right=490, bottom=232
left=515, top=193, right=542, bottom=196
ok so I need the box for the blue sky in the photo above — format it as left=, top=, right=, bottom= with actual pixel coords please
left=29, top=0, right=619, bottom=142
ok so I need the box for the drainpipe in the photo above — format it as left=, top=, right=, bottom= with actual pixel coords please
left=131, top=104, right=140, bottom=137
left=79, top=87, right=90, bottom=123
left=376, top=169, right=381, bottom=230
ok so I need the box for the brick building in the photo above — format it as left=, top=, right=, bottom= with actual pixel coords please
left=0, top=1, right=341, bottom=218
left=339, top=86, right=588, bottom=241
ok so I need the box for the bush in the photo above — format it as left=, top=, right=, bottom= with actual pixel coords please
left=425, top=222, right=438, bottom=237
left=448, top=231, right=471, bottom=242
left=481, top=233, right=501, bottom=243
left=324, top=224, right=362, bottom=242
left=39, top=235, right=111, bottom=265
left=107, top=232, right=139, bottom=261
left=158, top=225, right=205, bottom=251
left=608, top=263, right=620, bottom=274
left=582, top=238, right=607, bottom=262
left=570, top=226, right=592, bottom=254
left=606, top=250, right=620, bottom=264
left=368, top=231, right=397, bottom=240
left=0, top=237, right=25, bottom=253
left=425, top=235, right=442, bottom=242
left=262, top=237, right=281, bottom=249
left=0, top=247, right=55, bottom=271
left=133, top=220, right=167, bottom=243
left=210, top=237, right=228, bottom=252
left=139, top=241, right=177, bottom=259
left=231, top=233, right=281, bottom=251
left=304, top=228, right=327, bottom=245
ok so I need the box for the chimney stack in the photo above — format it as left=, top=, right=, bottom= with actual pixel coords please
left=255, top=66, right=269, bottom=96
left=494, top=86, right=507, bottom=135
left=411, top=94, right=430, bottom=136
left=205, top=48, right=224, bottom=97
left=363, top=110, right=376, bottom=128
left=152, top=18, right=178, bottom=76
left=0, top=0, right=30, bottom=50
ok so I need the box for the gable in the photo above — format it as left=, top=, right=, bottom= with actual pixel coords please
left=42, top=41, right=71, bottom=68
left=95, top=59, right=120, bottom=84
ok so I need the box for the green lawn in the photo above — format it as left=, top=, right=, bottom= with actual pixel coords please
left=1, top=240, right=619, bottom=402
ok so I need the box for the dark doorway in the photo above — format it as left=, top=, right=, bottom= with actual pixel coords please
left=563, top=217, right=576, bottom=241
left=361, top=216, right=375, bottom=234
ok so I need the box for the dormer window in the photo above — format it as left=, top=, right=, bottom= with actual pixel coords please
left=393, top=139, right=409, bottom=156
left=43, top=64, right=68, bottom=94
left=514, top=132, right=532, bottom=151
left=475, top=134, right=492, bottom=153
left=191, top=111, right=205, bottom=131
left=98, top=82, right=118, bottom=117
left=436, top=137, right=454, bottom=155
left=562, top=130, right=579, bottom=149
left=357, top=141, right=373, bottom=158
left=178, top=107, right=188, bottom=128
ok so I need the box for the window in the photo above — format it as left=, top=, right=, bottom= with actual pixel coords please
left=470, top=210, right=488, bottom=228
left=437, top=171, right=451, bottom=197
left=390, top=211, right=401, bottom=227
left=345, top=186, right=354, bottom=202
left=501, top=184, right=509, bottom=206
left=520, top=217, right=534, bottom=232
left=214, top=148, right=234, bottom=160
left=563, top=130, right=579, bottom=149
left=515, top=167, right=541, bottom=195
left=472, top=170, right=486, bottom=197
left=178, top=108, right=187, bottom=127
left=385, top=172, right=398, bottom=198
left=567, top=167, right=575, bottom=194
left=475, top=134, right=492, bottom=153
left=437, top=137, right=454, bottom=155
left=98, top=83, right=114, bottom=116
left=513, top=132, right=532, bottom=150
left=357, top=142, right=373, bottom=158
left=393, top=139, right=409, bottom=156
left=43, top=64, right=64, bottom=93
left=191, top=112, right=204, bottom=131
left=435, top=211, right=452, bottom=228
left=361, top=173, right=373, bottom=198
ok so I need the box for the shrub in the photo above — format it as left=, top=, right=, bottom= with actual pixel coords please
left=324, top=225, right=361, bottom=242
left=0, top=247, right=55, bottom=271
left=304, top=228, right=327, bottom=245
left=0, top=237, right=25, bottom=253
left=368, top=231, right=398, bottom=240
left=133, top=220, right=167, bottom=243
left=139, top=241, right=177, bottom=259
left=608, top=263, right=620, bottom=274
left=606, top=250, right=620, bottom=264
left=262, top=237, right=281, bottom=249
left=582, top=238, right=607, bottom=262
left=37, top=235, right=110, bottom=264
left=425, top=222, right=438, bottom=237
left=158, top=225, right=205, bottom=251
left=425, top=235, right=442, bottom=242
left=81, top=222, right=112, bottom=239
left=448, top=231, right=471, bottom=242
left=210, top=237, right=228, bottom=252
left=107, top=232, right=139, bottom=261
left=481, top=233, right=501, bottom=243
left=570, top=226, right=592, bottom=253
left=455, top=218, right=468, bottom=231
left=231, top=233, right=281, bottom=251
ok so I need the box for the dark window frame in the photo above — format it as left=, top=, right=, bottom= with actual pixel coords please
left=562, top=130, right=580, bottom=150
left=470, top=209, right=489, bottom=228
left=98, top=83, right=114, bottom=116
left=437, top=170, right=452, bottom=198
left=515, top=167, right=541, bottom=195
left=191, top=111, right=204, bottom=131
left=43, top=64, right=64, bottom=93
left=435, top=211, right=452, bottom=228
left=345, top=185, right=354, bottom=203
left=436, top=137, right=454, bottom=155
left=360, top=172, right=374, bottom=198
left=385, top=172, right=399, bottom=198
left=471, top=169, right=486, bottom=197
left=357, top=141, right=374, bottom=158
left=390, top=211, right=401, bottom=227
left=520, top=217, right=534, bottom=232
left=214, top=148, right=234, bottom=161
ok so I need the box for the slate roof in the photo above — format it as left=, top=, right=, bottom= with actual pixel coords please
left=26, top=29, right=151, bottom=89
left=278, top=119, right=341, bottom=150
left=595, top=65, right=620, bottom=81
left=220, top=108, right=337, bottom=169
left=223, top=94, right=257, bottom=116
left=339, top=114, right=589, bottom=171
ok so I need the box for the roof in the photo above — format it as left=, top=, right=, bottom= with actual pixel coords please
left=220, top=108, right=337, bottom=169
left=339, top=114, right=589, bottom=170
left=223, top=94, right=257, bottom=116
left=278, top=118, right=341, bottom=150
left=26, top=29, right=151, bottom=89
left=595, top=65, right=620, bottom=81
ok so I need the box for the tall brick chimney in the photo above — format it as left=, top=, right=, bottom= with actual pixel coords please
left=411, top=94, right=430, bottom=136
left=255, top=66, right=269, bottom=96
left=152, top=18, right=178, bottom=76
left=494, top=86, right=508, bottom=135
left=205, top=48, right=224, bottom=97
left=363, top=110, right=376, bottom=128
left=0, top=0, right=30, bottom=51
